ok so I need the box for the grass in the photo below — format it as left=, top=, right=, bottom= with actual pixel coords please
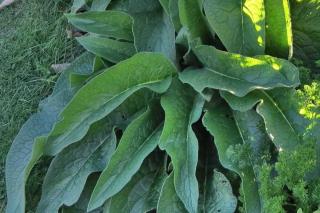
left=0, top=0, right=81, bottom=211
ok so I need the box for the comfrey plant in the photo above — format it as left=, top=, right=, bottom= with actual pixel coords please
left=5, top=0, right=320, bottom=212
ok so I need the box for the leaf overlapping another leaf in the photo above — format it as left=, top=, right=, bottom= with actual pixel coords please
left=220, top=88, right=310, bottom=151
left=204, top=0, right=265, bottom=56
left=6, top=0, right=320, bottom=212
left=203, top=103, right=262, bottom=213
left=88, top=103, right=164, bottom=211
left=5, top=53, right=96, bottom=213
left=159, top=79, right=205, bottom=213
left=36, top=126, right=117, bottom=213
left=66, top=11, right=134, bottom=41
left=44, top=53, right=176, bottom=156
left=180, top=45, right=300, bottom=97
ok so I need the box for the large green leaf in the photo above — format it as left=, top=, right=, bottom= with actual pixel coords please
left=110, top=0, right=176, bottom=61
left=36, top=124, right=117, bottom=213
left=61, top=174, right=101, bottom=213
left=159, top=0, right=182, bottom=32
left=5, top=53, right=95, bottom=213
left=204, top=0, right=265, bottom=56
left=66, top=11, right=133, bottom=41
left=200, top=170, right=237, bottom=213
left=232, top=110, right=271, bottom=166
left=179, top=45, right=300, bottom=97
left=88, top=103, right=164, bottom=211
left=157, top=173, right=188, bottom=213
left=221, top=89, right=305, bottom=150
left=45, top=53, right=176, bottom=156
left=202, top=103, right=262, bottom=213
left=76, top=35, right=136, bottom=63
left=290, top=0, right=320, bottom=72
left=178, top=0, right=209, bottom=41
left=197, top=136, right=237, bottom=213
left=105, top=154, right=167, bottom=213
left=91, top=0, right=111, bottom=11
left=159, top=79, right=205, bottom=213
left=265, top=0, right=293, bottom=58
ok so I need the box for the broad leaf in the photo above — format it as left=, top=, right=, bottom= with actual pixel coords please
left=45, top=53, right=176, bottom=156
left=88, top=103, right=164, bottom=211
left=159, top=79, right=205, bottom=213
left=265, top=0, right=293, bottom=58
left=76, top=35, right=136, bottom=63
left=157, top=173, right=187, bottom=213
left=61, top=174, right=101, bottom=213
left=159, top=0, right=182, bottom=32
left=178, top=0, right=209, bottom=41
left=91, top=0, right=111, bottom=11
left=221, top=89, right=304, bottom=150
left=179, top=45, right=300, bottom=97
left=5, top=53, right=95, bottom=213
left=66, top=11, right=134, bottom=41
left=200, top=170, right=237, bottom=213
left=233, top=110, right=271, bottom=166
left=197, top=137, right=237, bottom=213
left=291, top=0, right=320, bottom=72
left=105, top=155, right=167, bottom=213
left=110, top=0, right=176, bottom=61
left=202, top=103, right=262, bottom=213
left=36, top=125, right=116, bottom=213
left=204, top=0, right=265, bottom=56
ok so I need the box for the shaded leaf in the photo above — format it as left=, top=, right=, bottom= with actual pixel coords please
left=36, top=125, right=117, bottom=213
left=61, top=174, right=102, bottom=213
left=180, top=45, right=300, bottom=97
left=159, top=79, right=205, bottom=213
left=110, top=0, right=176, bottom=61
left=71, top=0, right=88, bottom=13
left=91, top=0, right=111, bottom=11
left=88, top=103, right=164, bottom=210
left=291, top=0, right=320, bottom=73
left=200, top=170, right=237, bottom=213
left=157, top=173, right=188, bottom=213
left=204, top=0, right=265, bottom=56
left=105, top=153, right=166, bottom=213
left=233, top=110, right=271, bottom=166
left=202, top=103, right=262, bottom=213
left=5, top=53, right=95, bottom=213
left=45, top=53, right=176, bottom=156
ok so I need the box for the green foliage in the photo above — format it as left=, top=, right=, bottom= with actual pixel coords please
left=0, top=0, right=80, bottom=211
left=4, top=0, right=320, bottom=213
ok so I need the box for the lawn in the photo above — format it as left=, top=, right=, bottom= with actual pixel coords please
left=0, top=0, right=80, bottom=210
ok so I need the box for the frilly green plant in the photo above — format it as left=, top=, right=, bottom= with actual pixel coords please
left=5, top=0, right=320, bottom=212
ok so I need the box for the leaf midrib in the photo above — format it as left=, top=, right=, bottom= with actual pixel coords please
left=47, top=78, right=166, bottom=154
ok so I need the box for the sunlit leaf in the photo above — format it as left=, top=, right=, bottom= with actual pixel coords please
left=204, top=0, right=265, bottom=56
left=180, top=45, right=300, bottom=97
left=265, top=0, right=293, bottom=58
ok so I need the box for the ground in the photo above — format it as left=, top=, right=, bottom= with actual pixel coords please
left=0, top=0, right=80, bottom=211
